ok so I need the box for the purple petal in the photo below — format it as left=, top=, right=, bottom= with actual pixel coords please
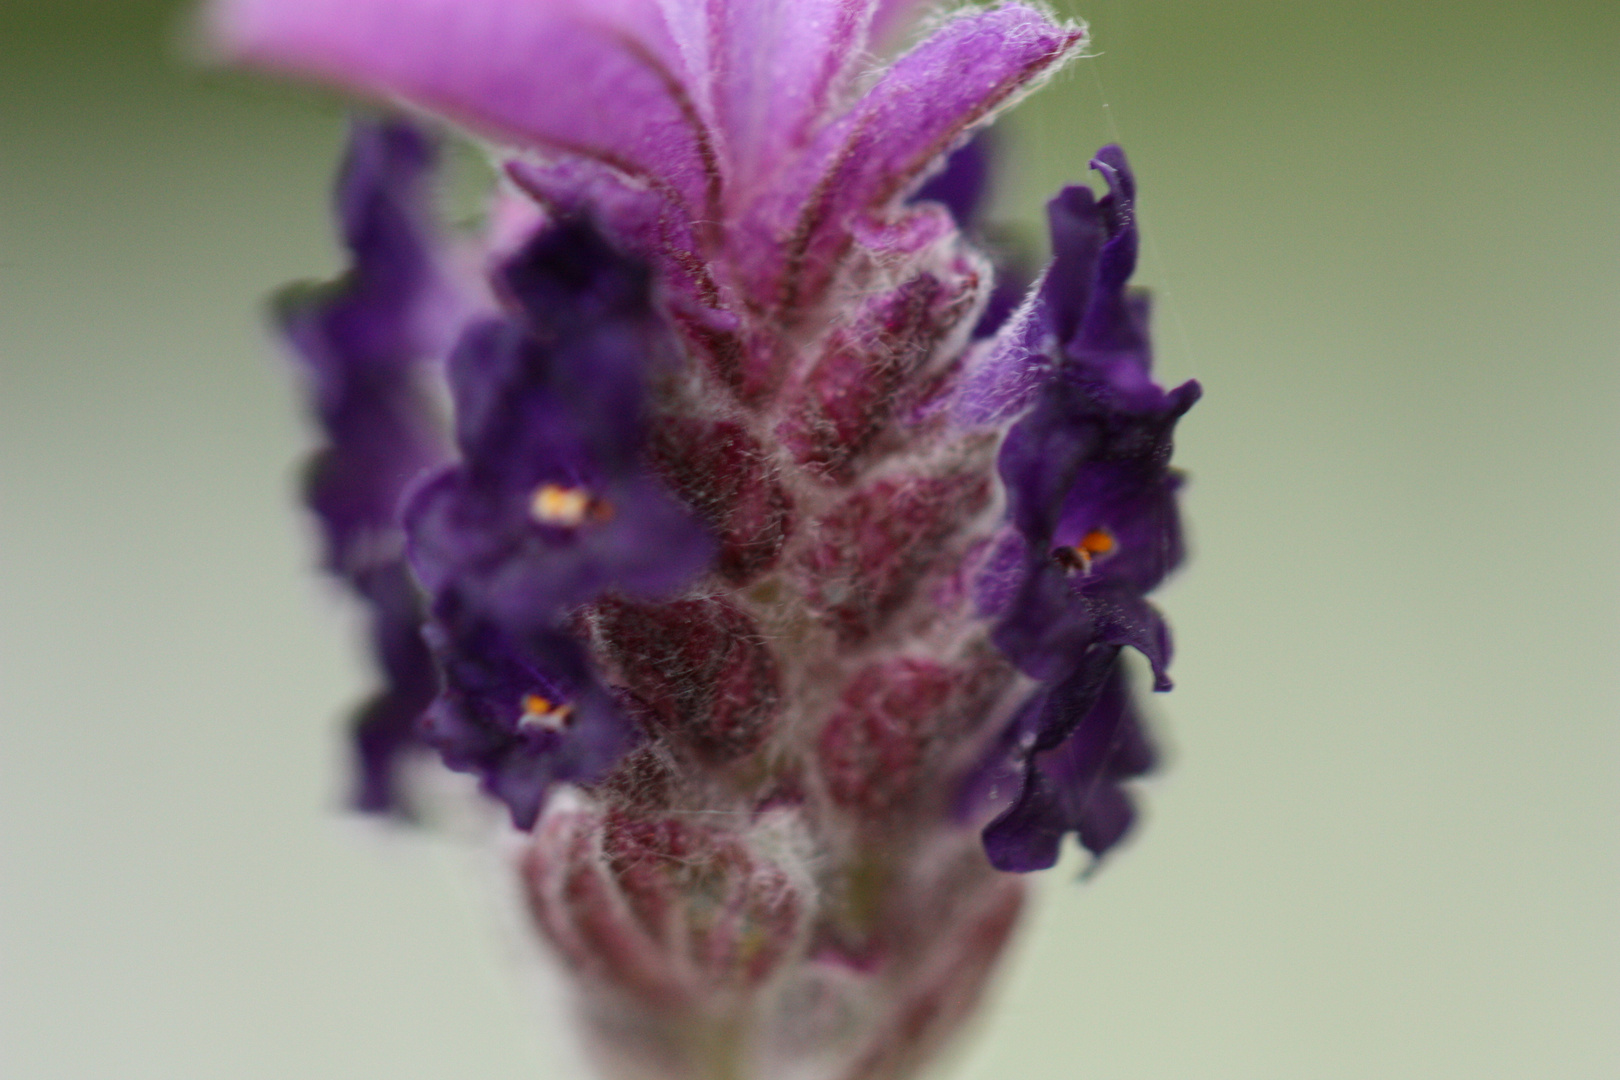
left=276, top=118, right=459, bottom=817
left=988, top=556, right=1174, bottom=692
left=869, top=0, right=934, bottom=46
left=706, top=0, right=879, bottom=193
left=997, top=378, right=1108, bottom=542
left=951, top=285, right=1056, bottom=426
left=990, top=555, right=1105, bottom=682
left=348, top=562, right=439, bottom=815
left=1040, top=145, right=1138, bottom=350
left=1074, top=146, right=1140, bottom=353
left=1083, top=585, right=1174, bottom=692
left=279, top=119, right=456, bottom=574
left=982, top=656, right=1155, bottom=871
left=998, top=375, right=1198, bottom=589
left=1040, top=183, right=1110, bottom=349
left=955, top=145, right=1184, bottom=425
left=1044, top=146, right=1199, bottom=413
left=424, top=600, right=638, bottom=829
left=822, top=2, right=1082, bottom=211
left=1053, top=465, right=1187, bottom=596
left=404, top=220, right=714, bottom=632
left=209, top=0, right=725, bottom=217
left=283, top=119, right=446, bottom=378
left=911, top=131, right=993, bottom=231
left=742, top=3, right=1084, bottom=309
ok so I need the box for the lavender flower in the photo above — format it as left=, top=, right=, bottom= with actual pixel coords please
left=274, top=119, right=456, bottom=814
left=218, top=2, right=1198, bottom=1076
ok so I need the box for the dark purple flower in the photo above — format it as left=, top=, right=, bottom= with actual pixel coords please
left=989, top=373, right=1197, bottom=686
left=978, top=654, right=1157, bottom=872
left=405, top=220, right=714, bottom=633
left=968, top=146, right=1198, bottom=867
left=913, top=132, right=993, bottom=231
left=981, top=148, right=1198, bottom=680
left=423, top=592, right=637, bottom=829
left=392, top=216, right=716, bottom=829
left=398, top=218, right=714, bottom=828
left=275, top=118, right=459, bottom=815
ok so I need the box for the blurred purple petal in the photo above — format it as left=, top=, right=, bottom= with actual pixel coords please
left=869, top=0, right=933, bottom=47
left=276, top=118, right=460, bottom=816
left=210, top=0, right=723, bottom=216
left=424, top=597, right=638, bottom=829
left=348, top=562, right=440, bottom=814
left=706, top=0, right=877, bottom=193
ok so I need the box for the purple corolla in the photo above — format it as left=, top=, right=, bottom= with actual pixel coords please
left=275, top=119, right=455, bottom=815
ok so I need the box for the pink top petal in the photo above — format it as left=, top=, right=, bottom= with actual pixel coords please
left=706, top=0, right=878, bottom=195
left=210, top=0, right=724, bottom=217
left=743, top=3, right=1085, bottom=308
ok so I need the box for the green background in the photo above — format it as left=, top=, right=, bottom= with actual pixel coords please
left=2, top=1, right=1616, bottom=1077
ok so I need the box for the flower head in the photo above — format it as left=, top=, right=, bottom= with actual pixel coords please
left=224, top=1, right=1200, bottom=1074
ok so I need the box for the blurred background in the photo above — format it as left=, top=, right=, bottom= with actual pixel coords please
left=2, top=0, right=1616, bottom=1077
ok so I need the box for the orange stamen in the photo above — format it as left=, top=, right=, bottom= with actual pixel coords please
left=1053, top=528, right=1117, bottom=576
left=530, top=483, right=610, bottom=528
left=520, top=693, right=574, bottom=730
left=1079, top=529, right=1115, bottom=558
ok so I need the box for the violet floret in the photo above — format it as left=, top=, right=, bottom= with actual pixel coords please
left=422, top=594, right=637, bottom=830
left=275, top=118, right=456, bottom=816
left=404, top=220, right=714, bottom=632
left=972, top=146, right=1198, bottom=869
left=980, top=656, right=1157, bottom=871
left=400, top=219, right=715, bottom=825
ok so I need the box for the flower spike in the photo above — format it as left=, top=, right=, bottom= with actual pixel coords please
left=231, top=2, right=1202, bottom=1073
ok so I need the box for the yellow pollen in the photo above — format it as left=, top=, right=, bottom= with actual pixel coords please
left=530, top=483, right=592, bottom=527
left=520, top=693, right=574, bottom=730
left=1079, top=529, right=1116, bottom=558
left=1054, top=529, right=1117, bottom=575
